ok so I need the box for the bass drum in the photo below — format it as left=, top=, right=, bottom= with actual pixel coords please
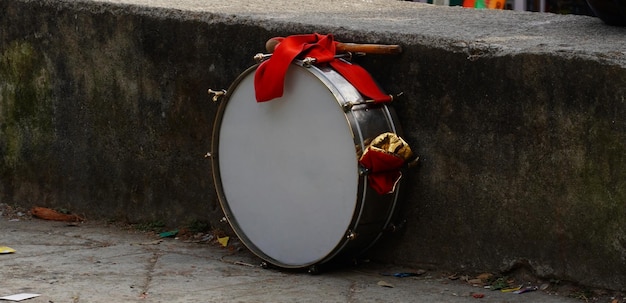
left=211, top=62, right=403, bottom=270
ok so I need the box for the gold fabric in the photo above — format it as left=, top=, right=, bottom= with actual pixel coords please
left=367, top=132, right=413, bottom=161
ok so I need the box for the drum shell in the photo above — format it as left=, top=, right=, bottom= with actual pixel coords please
left=211, top=62, right=403, bottom=268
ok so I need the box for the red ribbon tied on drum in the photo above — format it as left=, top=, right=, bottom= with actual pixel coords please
left=254, top=33, right=393, bottom=103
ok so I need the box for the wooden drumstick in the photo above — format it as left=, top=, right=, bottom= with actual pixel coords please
left=265, top=37, right=402, bottom=55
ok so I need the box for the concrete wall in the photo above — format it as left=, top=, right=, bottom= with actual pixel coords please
left=1, top=0, right=625, bottom=291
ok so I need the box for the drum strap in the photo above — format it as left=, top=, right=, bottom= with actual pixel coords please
left=254, top=33, right=393, bottom=103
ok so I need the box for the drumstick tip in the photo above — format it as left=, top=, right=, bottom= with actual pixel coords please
left=265, top=38, right=282, bottom=53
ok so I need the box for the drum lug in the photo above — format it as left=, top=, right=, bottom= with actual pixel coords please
left=302, top=53, right=355, bottom=68
left=343, top=99, right=385, bottom=111
left=343, top=92, right=404, bottom=112
left=359, top=166, right=369, bottom=176
left=207, top=89, right=227, bottom=102
left=384, top=219, right=407, bottom=233
left=342, top=102, right=354, bottom=112
left=254, top=53, right=271, bottom=62
left=307, top=265, right=320, bottom=275
left=346, top=230, right=358, bottom=241
left=302, top=57, right=317, bottom=67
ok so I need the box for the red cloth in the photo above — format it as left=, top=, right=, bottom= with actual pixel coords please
left=358, top=148, right=405, bottom=195
left=254, top=33, right=392, bottom=103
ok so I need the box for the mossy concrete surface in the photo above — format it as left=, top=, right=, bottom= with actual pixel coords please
left=1, top=0, right=625, bottom=291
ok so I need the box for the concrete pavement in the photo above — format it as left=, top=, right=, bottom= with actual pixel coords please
left=0, top=215, right=604, bottom=303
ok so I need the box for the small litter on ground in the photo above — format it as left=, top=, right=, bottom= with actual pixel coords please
left=0, top=246, right=16, bottom=254
left=0, top=293, right=40, bottom=301
left=381, top=272, right=422, bottom=278
left=158, top=230, right=178, bottom=238
left=218, top=236, right=229, bottom=247
left=31, top=207, right=84, bottom=222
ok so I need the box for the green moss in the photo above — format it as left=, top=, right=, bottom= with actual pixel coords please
left=0, top=41, right=54, bottom=169
left=185, top=219, right=211, bottom=233
left=134, top=220, right=166, bottom=232
left=573, top=118, right=626, bottom=254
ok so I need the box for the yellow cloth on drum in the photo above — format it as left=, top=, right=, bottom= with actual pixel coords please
left=367, top=132, right=413, bottom=161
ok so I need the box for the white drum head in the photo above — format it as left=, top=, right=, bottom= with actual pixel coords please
left=216, top=65, right=359, bottom=267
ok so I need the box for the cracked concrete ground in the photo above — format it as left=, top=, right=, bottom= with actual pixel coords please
left=1, top=217, right=592, bottom=303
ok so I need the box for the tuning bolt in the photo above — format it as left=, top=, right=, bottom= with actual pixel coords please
left=208, top=89, right=226, bottom=102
